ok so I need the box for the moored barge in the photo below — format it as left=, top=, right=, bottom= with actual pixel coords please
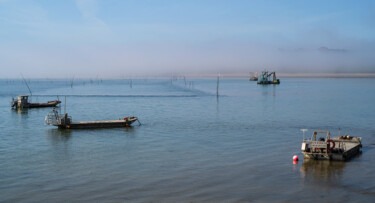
left=45, top=109, right=138, bottom=129
left=301, top=131, right=362, bottom=161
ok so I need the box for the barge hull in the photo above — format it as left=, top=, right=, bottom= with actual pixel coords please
left=45, top=110, right=139, bottom=129
left=257, top=80, right=280, bottom=84
left=58, top=119, right=138, bottom=129
left=301, top=131, right=362, bottom=161
left=302, top=143, right=361, bottom=161
left=27, top=101, right=61, bottom=108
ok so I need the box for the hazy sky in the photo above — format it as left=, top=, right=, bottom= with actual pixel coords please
left=1, top=0, right=375, bottom=78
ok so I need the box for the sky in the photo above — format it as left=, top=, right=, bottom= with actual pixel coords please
left=0, top=0, right=375, bottom=78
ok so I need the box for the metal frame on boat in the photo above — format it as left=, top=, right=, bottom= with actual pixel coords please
left=257, top=71, right=280, bottom=84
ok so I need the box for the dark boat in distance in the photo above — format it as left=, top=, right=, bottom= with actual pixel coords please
left=45, top=109, right=139, bottom=129
left=11, top=95, right=61, bottom=108
left=257, top=71, right=280, bottom=84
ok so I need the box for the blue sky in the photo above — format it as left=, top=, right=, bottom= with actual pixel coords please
left=1, top=0, right=374, bottom=78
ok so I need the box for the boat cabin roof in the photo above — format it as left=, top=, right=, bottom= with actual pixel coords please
left=17, top=95, right=29, bottom=100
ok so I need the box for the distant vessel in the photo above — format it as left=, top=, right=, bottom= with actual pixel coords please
left=257, top=71, right=280, bottom=84
left=301, top=131, right=362, bottom=161
left=11, top=95, right=61, bottom=108
left=45, top=109, right=139, bottom=129
left=249, top=72, right=258, bottom=81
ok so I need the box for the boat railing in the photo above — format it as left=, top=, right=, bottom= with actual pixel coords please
left=304, top=139, right=350, bottom=151
left=45, top=110, right=71, bottom=126
left=45, top=112, right=60, bottom=125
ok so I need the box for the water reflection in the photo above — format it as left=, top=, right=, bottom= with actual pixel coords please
left=11, top=108, right=29, bottom=115
left=45, top=128, right=72, bottom=144
left=45, top=127, right=137, bottom=145
left=259, top=84, right=277, bottom=97
left=300, top=159, right=347, bottom=184
left=216, top=96, right=220, bottom=115
left=120, top=126, right=137, bottom=135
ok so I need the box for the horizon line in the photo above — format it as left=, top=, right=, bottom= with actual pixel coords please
left=1, top=72, right=375, bottom=80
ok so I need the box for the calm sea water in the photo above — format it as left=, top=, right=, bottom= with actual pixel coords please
left=1, top=78, right=375, bottom=202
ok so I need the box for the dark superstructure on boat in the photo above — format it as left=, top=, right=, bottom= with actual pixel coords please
left=11, top=95, right=61, bottom=109
left=45, top=109, right=139, bottom=129
left=301, top=131, right=362, bottom=161
left=257, top=71, right=280, bottom=84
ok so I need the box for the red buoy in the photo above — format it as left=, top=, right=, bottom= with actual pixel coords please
left=293, top=155, right=298, bottom=162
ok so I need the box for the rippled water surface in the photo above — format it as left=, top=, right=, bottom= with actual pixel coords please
left=1, top=78, right=375, bottom=202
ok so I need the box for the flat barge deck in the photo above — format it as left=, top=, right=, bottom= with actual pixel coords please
left=45, top=110, right=138, bottom=129
left=301, top=131, right=362, bottom=161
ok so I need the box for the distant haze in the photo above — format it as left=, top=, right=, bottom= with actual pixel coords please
left=1, top=0, right=375, bottom=78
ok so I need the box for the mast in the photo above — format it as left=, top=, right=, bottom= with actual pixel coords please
left=20, top=73, right=32, bottom=96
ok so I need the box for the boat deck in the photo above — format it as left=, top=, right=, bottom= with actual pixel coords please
left=45, top=110, right=139, bottom=129
left=59, top=118, right=138, bottom=129
left=302, top=140, right=361, bottom=161
left=301, top=131, right=362, bottom=161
